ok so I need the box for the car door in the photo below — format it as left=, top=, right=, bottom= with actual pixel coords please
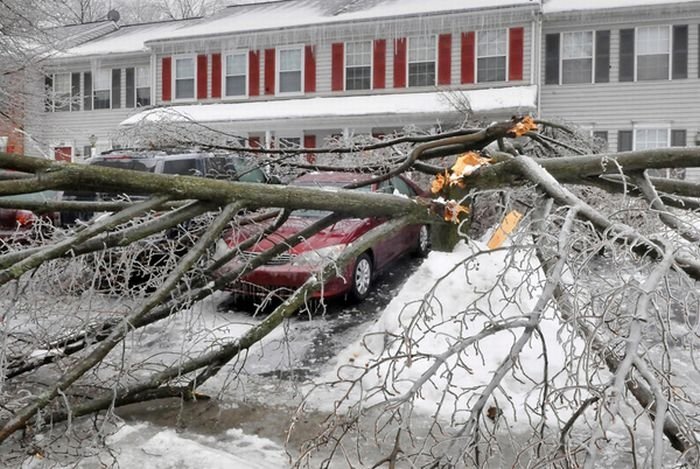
left=389, top=177, right=420, bottom=255
left=371, top=179, right=410, bottom=268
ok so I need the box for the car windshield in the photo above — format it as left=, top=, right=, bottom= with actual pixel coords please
left=291, top=180, right=371, bottom=218
left=207, top=156, right=268, bottom=183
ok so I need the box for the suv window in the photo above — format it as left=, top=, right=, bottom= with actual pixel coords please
left=161, top=159, right=203, bottom=176
left=208, top=156, right=268, bottom=183
left=92, top=159, right=155, bottom=172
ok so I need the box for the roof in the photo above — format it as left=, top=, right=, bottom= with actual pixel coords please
left=57, top=18, right=202, bottom=57
left=543, top=0, right=700, bottom=13
left=120, top=86, right=537, bottom=127
left=152, top=0, right=536, bottom=42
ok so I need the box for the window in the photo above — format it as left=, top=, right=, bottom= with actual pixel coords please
left=53, top=73, right=71, bottom=112
left=136, top=66, right=151, bottom=106
left=225, top=52, right=247, bottom=97
left=637, top=26, right=670, bottom=80
left=278, top=47, right=303, bottom=94
left=71, top=72, right=81, bottom=111
left=175, top=57, right=195, bottom=100
left=562, top=31, right=593, bottom=84
left=345, top=41, right=371, bottom=90
left=635, top=128, right=669, bottom=150
left=112, top=69, right=121, bottom=109
left=477, top=29, right=507, bottom=82
left=278, top=136, right=301, bottom=148
left=93, top=69, right=111, bottom=109
left=408, top=36, right=435, bottom=87
left=83, top=71, right=92, bottom=110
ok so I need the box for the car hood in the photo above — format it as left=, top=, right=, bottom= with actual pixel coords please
left=224, top=216, right=370, bottom=254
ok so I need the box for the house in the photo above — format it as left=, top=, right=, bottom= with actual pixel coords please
left=21, top=0, right=700, bottom=177
left=27, top=0, right=539, bottom=159
left=539, top=0, right=700, bottom=178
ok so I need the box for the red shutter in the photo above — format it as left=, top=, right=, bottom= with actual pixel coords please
left=461, top=32, right=475, bottom=84
left=162, top=56, right=172, bottom=101
left=197, top=54, right=208, bottom=99
left=508, top=27, right=524, bottom=81
left=264, top=48, right=275, bottom=95
left=249, top=50, right=260, bottom=96
left=248, top=136, right=261, bottom=148
left=438, top=34, right=452, bottom=85
left=304, top=45, right=316, bottom=93
left=304, top=134, right=316, bottom=163
left=373, top=39, right=386, bottom=89
left=393, top=38, right=406, bottom=88
left=331, top=43, right=344, bottom=91
left=211, top=53, right=221, bottom=98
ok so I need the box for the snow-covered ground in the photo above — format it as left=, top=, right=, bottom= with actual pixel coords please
left=4, top=236, right=699, bottom=468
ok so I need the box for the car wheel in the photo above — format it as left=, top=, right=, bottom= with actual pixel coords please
left=349, top=253, right=373, bottom=302
left=414, top=225, right=431, bottom=258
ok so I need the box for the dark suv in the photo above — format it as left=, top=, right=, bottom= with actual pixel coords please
left=62, top=149, right=274, bottom=223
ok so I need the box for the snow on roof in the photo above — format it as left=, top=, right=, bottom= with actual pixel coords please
left=120, top=85, right=537, bottom=127
left=148, top=0, right=536, bottom=42
left=543, top=0, right=700, bottom=14
left=57, top=18, right=202, bottom=57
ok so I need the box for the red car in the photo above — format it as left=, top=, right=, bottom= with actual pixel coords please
left=217, top=172, right=430, bottom=302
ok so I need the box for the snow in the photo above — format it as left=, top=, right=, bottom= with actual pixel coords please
left=120, top=85, right=537, bottom=126
left=57, top=19, right=201, bottom=57
left=321, top=238, right=577, bottom=427
left=543, top=0, right=700, bottom=13
left=152, top=0, right=536, bottom=41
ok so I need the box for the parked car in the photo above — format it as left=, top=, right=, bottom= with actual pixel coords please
left=61, top=149, right=275, bottom=224
left=0, top=191, right=61, bottom=245
left=216, top=172, right=430, bottom=302
left=59, top=149, right=278, bottom=292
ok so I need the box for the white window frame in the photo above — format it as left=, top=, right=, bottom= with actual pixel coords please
left=135, top=65, right=151, bottom=107
left=344, top=41, right=373, bottom=91
left=276, top=45, right=304, bottom=96
left=406, top=35, right=437, bottom=88
left=633, top=124, right=671, bottom=151
left=223, top=50, right=249, bottom=98
left=634, top=25, right=672, bottom=82
left=475, top=28, right=509, bottom=84
left=172, top=55, right=197, bottom=102
left=559, top=30, right=594, bottom=84
left=93, top=69, right=112, bottom=110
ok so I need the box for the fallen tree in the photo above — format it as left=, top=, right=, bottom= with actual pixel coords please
left=0, top=117, right=699, bottom=467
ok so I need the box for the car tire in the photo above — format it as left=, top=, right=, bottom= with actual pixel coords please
left=349, top=253, right=373, bottom=302
left=414, top=225, right=431, bottom=258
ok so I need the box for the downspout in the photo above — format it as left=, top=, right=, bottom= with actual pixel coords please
left=535, top=2, right=543, bottom=118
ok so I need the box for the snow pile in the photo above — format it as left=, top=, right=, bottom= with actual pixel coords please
left=36, top=423, right=288, bottom=469
left=325, top=239, right=576, bottom=427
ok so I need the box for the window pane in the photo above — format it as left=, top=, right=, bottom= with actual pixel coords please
left=635, top=128, right=668, bottom=150
left=162, top=159, right=200, bottom=176
left=346, top=66, right=371, bottom=90
left=54, top=73, right=70, bottom=112
left=279, top=71, right=301, bottom=93
left=94, top=90, right=110, bottom=109
left=126, top=68, right=135, bottom=108
left=409, top=36, right=434, bottom=62
left=136, top=87, right=150, bottom=106
left=346, top=42, right=371, bottom=67
left=637, top=54, right=669, bottom=80
left=175, top=58, right=194, bottom=79
left=279, top=137, right=301, bottom=148
left=71, top=72, right=81, bottom=111
left=226, top=76, right=246, bottom=96
left=562, top=31, right=593, bottom=59
left=562, top=58, right=593, bottom=83
left=136, top=66, right=150, bottom=87
left=477, top=29, right=506, bottom=57
left=637, top=26, right=669, bottom=55
left=477, top=56, right=506, bottom=82
left=111, top=69, right=121, bottom=109
left=279, top=49, right=301, bottom=71
left=94, top=69, right=110, bottom=89
left=226, top=54, right=246, bottom=76
left=408, top=62, right=435, bottom=87
left=175, top=78, right=194, bottom=99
